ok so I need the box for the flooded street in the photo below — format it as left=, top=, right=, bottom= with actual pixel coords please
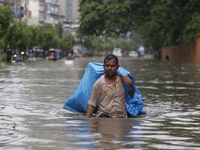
left=0, top=57, right=200, bottom=150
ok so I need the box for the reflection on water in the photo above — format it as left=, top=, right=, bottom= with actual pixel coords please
left=0, top=57, right=200, bottom=149
left=64, top=118, right=144, bottom=150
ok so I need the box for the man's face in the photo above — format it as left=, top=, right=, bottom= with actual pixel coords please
left=103, top=59, right=119, bottom=77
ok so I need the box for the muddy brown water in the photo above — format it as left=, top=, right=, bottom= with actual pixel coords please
left=0, top=57, right=200, bottom=150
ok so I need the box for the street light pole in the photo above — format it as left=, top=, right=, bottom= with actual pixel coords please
left=24, top=0, right=29, bottom=24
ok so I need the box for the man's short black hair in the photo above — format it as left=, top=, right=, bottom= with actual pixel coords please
left=104, top=54, right=119, bottom=64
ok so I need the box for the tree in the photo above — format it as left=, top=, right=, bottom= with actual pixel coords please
left=78, top=0, right=200, bottom=51
left=4, top=21, right=26, bottom=51
left=115, top=38, right=138, bottom=52
left=28, top=25, right=41, bottom=49
left=59, top=35, right=74, bottom=51
left=0, top=5, right=13, bottom=50
left=37, top=24, right=57, bottom=51
left=78, top=0, right=135, bottom=37
left=6, top=21, right=33, bottom=51
left=104, top=39, right=114, bottom=51
left=56, top=23, right=63, bottom=38
left=86, top=36, right=105, bottom=53
left=39, top=30, right=55, bottom=51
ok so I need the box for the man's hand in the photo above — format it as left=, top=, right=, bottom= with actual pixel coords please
left=121, top=76, right=135, bottom=98
left=86, top=105, right=95, bottom=118
left=121, top=76, right=133, bottom=85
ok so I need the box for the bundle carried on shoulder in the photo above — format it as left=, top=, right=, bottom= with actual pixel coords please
left=63, top=62, right=146, bottom=117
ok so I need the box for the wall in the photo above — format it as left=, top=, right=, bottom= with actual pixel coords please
left=27, top=1, right=39, bottom=25
left=161, top=37, right=200, bottom=63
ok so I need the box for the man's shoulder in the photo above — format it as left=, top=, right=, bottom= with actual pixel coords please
left=94, top=75, right=105, bottom=86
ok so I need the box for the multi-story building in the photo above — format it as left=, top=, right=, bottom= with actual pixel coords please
left=59, top=0, right=80, bottom=35
left=27, top=0, right=45, bottom=25
left=1, top=0, right=64, bottom=26
left=27, top=0, right=64, bottom=26
left=2, top=0, right=24, bottom=21
left=59, top=0, right=80, bottom=23
left=65, top=0, right=79, bottom=23
left=0, top=0, right=4, bottom=6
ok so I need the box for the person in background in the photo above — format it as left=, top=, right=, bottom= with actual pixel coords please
left=66, top=52, right=73, bottom=60
left=6, top=48, right=12, bottom=62
left=86, top=54, right=135, bottom=118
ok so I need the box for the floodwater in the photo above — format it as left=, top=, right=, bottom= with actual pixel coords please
left=0, top=57, right=200, bottom=150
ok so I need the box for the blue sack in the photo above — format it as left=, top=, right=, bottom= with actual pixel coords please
left=63, top=62, right=146, bottom=117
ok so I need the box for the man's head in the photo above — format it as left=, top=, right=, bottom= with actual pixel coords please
left=104, top=54, right=118, bottom=64
left=103, top=54, right=119, bottom=77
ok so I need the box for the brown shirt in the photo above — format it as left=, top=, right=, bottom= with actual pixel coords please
left=88, top=74, right=127, bottom=118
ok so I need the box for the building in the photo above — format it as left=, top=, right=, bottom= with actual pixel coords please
left=59, top=0, right=79, bottom=23
left=2, top=0, right=24, bottom=21
left=65, top=0, right=79, bottom=23
left=1, top=0, right=64, bottom=26
left=59, top=0, right=80, bottom=36
left=0, top=0, right=4, bottom=6
left=27, top=0, right=64, bottom=26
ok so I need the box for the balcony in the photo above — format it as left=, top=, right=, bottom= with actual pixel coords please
left=39, top=20, right=45, bottom=24
left=0, top=0, right=4, bottom=6
left=45, top=0, right=59, bottom=6
left=39, top=6, right=45, bottom=12
left=12, top=6, right=24, bottom=18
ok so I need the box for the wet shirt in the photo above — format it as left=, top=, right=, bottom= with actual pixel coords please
left=88, top=74, right=127, bottom=118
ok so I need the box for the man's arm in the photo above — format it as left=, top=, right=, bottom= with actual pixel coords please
left=121, top=76, right=135, bottom=98
left=86, top=105, right=95, bottom=118
left=128, top=83, right=135, bottom=98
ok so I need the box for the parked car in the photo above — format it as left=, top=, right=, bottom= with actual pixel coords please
left=113, top=48, right=122, bottom=56
left=129, top=51, right=138, bottom=57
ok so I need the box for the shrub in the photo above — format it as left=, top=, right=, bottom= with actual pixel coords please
left=0, top=53, right=6, bottom=61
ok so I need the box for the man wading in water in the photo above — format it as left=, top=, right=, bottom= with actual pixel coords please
left=86, top=54, right=135, bottom=118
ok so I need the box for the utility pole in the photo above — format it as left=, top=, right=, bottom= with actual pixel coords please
left=24, top=0, right=29, bottom=24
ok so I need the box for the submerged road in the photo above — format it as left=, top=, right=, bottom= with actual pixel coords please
left=0, top=57, right=200, bottom=149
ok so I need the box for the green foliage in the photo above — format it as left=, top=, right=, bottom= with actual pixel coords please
left=78, top=0, right=135, bottom=37
left=89, top=36, right=104, bottom=51
left=104, top=40, right=114, bottom=51
left=36, top=24, right=61, bottom=51
left=56, top=23, right=63, bottom=38
left=118, top=39, right=139, bottom=51
left=0, top=5, right=13, bottom=33
left=80, top=35, right=138, bottom=55
left=3, top=21, right=44, bottom=52
left=38, top=28, right=56, bottom=51
left=78, top=0, right=200, bottom=51
left=5, top=21, right=33, bottom=51
left=0, top=7, right=71, bottom=55
left=30, top=26, right=41, bottom=47
left=0, top=5, right=13, bottom=49
left=59, top=35, right=74, bottom=50
left=0, top=53, right=6, bottom=61
left=4, top=21, right=25, bottom=49
left=1, top=20, right=74, bottom=55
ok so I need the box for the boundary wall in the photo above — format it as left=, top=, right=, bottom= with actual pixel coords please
left=161, top=37, right=200, bottom=63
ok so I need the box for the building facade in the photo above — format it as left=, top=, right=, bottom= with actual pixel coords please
left=58, top=0, right=80, bottom=23
left=65, top=0, right=79, bottom=23
left=2, top=0, right=25, bottom=21
left=1, top=0, right=64, bottom=26
left=27, top=0, right=64, bottom=26
left=58, top=0, right=80, bottom=36
left=0, top=0, right=4, bottom=6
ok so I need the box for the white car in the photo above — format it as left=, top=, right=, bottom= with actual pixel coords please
left=113, top=48, right=122, bottom=56
left=129, top=51, right=138, bottom=57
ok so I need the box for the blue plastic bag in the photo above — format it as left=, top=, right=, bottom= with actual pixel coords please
left=63, top=62, right=146, bottom=117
